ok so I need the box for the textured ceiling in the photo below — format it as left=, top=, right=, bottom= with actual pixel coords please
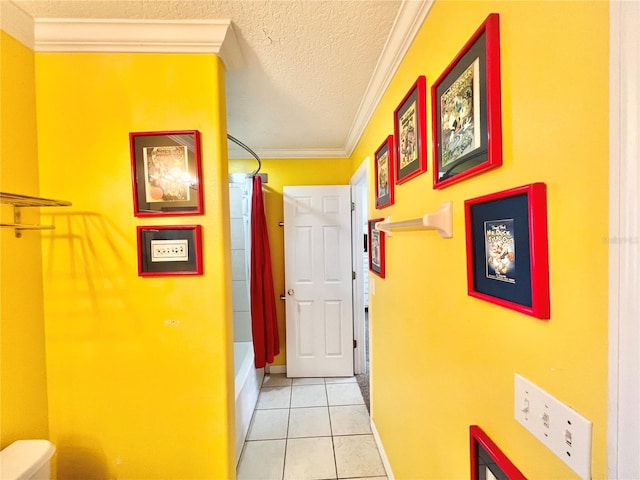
left=12, top=0, right=408, bottom=159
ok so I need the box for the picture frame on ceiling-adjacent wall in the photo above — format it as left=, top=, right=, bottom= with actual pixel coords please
left=375, top=135, right=395, bottom=209
left=432, top=13, right=502, bottom=189
left=394, top=75, right=428, bottom=185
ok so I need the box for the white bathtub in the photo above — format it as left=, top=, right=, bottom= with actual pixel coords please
left=234, top=341, right=264, bottom=466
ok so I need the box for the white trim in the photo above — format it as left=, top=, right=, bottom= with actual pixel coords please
left=0, top=1, right=34, bottom=48
left=608, top=1, right=640, bottom=478
left=343, top=0, right=435, bottom=158
left=371, top=418, right=394, bottom=480
left=32, top=18, right=244, bottom=70
left=351, top=158, right=370, bottom=375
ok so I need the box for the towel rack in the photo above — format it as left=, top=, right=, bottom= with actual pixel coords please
left=1, top=192, right=72, bottom=238
left=375, top=201, right=453, bottom=238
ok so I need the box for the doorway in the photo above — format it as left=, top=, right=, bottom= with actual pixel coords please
left=351, top=160, right=370, bottom=410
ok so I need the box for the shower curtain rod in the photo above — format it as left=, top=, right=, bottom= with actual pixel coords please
left=228, top=134, right=261, bottom=176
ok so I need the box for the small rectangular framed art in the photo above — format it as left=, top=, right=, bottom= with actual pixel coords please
left=464, top=183, right=549, bottom=319
left=368, top=218, right=386, bottom=278
left=375, top=135, right=395, bottom=209
left=130, top=130, right=204, bottom=217
left=137, top=225, right=203, bottom=277
left=394, top=75, right=427, bottom=184
left=470, top=426, right=526, bottom=480
left=432, top=13, right=502, bottom=189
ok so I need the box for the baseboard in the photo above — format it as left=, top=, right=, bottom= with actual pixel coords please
left=371, top=418, right=394, bottom=480
left=266, top=364, right=286, bottom=375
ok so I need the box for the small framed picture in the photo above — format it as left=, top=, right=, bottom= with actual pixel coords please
left=375, top=135, right=395, bottom=209
left=368, top=218, right=386, bottom=278
left=470, top=426, right=526, bottom=480
left=394, top=75, right=428, bottom=184
left=137, top=225, right=203, bottom=276
left=464, top=183, right=549, bottom=319
left=432, top=13, right=502, bottom=189
left=130, top=130, right=203, bottom=217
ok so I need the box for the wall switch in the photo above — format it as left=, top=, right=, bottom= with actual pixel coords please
left=514, top=373, right=592, bottom=479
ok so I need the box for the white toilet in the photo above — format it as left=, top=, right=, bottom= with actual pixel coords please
left=0, top=440, right=56, bottom=480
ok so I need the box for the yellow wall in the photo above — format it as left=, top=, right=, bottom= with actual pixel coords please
left=35, top=53, right=234, bottom=478
left=0, top=30, right=50, bottom=447
left=229, top=158, right=351, bottom=366
left=351, top=1, right=608, bottom=478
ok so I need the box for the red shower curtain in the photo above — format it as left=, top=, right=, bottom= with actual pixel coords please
left=250, top=175, right=280, bottom=368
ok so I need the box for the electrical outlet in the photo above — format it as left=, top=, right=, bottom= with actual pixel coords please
left=514, top=373, right=592, bottom=479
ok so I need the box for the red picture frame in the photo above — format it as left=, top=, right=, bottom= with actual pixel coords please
left=368, top=218, right=386, bottom=278
left=375, top=135, right=395, bottom=209
left=464, top=183, right=549, bottom=319
left=470, top=425, right=526, bottom=479
left=130, top=130, right=203, bottom=217
left=432, top=13, right=502, bottom=189
left=394, top=76, right=428, bottom=184
left=137, top=225, right=203, bottom=277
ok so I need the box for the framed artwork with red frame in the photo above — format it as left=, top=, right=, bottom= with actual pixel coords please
left=470, top=425, right=526, bottom=480
left=375, top=135, right=395, bottom=209
left=130, top=130, right=203, bottom=217
left=368, top=218, right=386, bottom=278
left=394, top=75, right=428, bottom=184
left=137, top=225, right=203, bottom=277
left=432, top=13, right=502, bottom=189
left=464, top=183, right=549, bottom=319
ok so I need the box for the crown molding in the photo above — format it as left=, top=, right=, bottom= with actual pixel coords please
left=0, top=2, right=35, bottom=48
left=33, top=18, right=244, bottom=70
left=228, top=146, right=350, bottom=160
left=343, top=0, right=435, bottom=157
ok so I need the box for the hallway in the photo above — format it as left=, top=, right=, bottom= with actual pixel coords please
left=236, top=374, right=387, bottom=480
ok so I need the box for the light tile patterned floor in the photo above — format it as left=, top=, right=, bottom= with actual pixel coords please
left=237, top=374, right=387, bottom=480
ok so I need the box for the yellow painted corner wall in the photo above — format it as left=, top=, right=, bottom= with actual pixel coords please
left=229, top=158, right=351, bottom=366
left=0, top=30, right=50, bottom=447
left=351, top=2, right=608, bottom=478
left=35, top=53, right=234, bottom=479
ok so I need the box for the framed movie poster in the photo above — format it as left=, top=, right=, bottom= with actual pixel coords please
left=137, top=225, right=203, bottom=276
left=394, top=76, right=428, bottom=184
left=368, top=218, right=386, bottom=278
left=130, top=130, right=203, bottom=217
left=464, top=183, right=549, bottom=319
left=375, top=135, right=395, bottom=209
left=470, top=426, right=526, bottom=480
left=432, top=13, right=502, bottom=189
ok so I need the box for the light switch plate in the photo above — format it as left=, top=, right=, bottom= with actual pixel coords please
left=514, top=373, right=592, bottom=479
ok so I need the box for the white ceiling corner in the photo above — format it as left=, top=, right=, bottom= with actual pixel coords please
left=8, top=0, right=429, bottom=160
left=33, top=18, right=244, bottom=70
left=1, top=1, right=35, bottom=48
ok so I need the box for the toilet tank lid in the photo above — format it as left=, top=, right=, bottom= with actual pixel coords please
left=0, top=440, right=56, bottom=480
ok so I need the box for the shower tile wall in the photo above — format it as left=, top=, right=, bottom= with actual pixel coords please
left=230, top=181, right=252, bottom=342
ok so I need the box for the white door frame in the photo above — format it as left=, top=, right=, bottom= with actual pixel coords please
left=351, top=159, right=369, bottom=375
left=608, top=1, right=640, bottom=477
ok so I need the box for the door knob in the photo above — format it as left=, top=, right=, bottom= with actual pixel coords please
left=287, top=289, right=295, bottom=296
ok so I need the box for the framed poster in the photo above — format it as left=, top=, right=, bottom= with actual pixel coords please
left=130, top=130, right=203, bottom=217
left=470, top=426, right=526, bottom=480
left=432, top=13, right=502, bottom=189
left=375, top=135, right=395, bottom=209
left=137, top=225, right=203, bottom=276
left=464, top=183, right=549, bottom=319
left=368, top=218, right=386, bottom=278
left=394, top=75, right=428, bottom=184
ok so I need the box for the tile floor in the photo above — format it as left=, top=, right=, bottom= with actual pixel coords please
left=237, top=374, right=387, bottom=480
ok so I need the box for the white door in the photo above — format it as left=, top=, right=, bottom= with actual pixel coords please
left=284, top=185, right=353, bottom=377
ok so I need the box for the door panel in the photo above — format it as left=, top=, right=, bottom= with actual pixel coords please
left=284, top=185, right=353, bottom=377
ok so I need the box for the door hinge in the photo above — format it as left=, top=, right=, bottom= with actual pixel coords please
left=352, top=271, right=356, bottom=280
left=351, top=202, right=355, bottom=212
left=353, top=339, right=357, bottom=349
